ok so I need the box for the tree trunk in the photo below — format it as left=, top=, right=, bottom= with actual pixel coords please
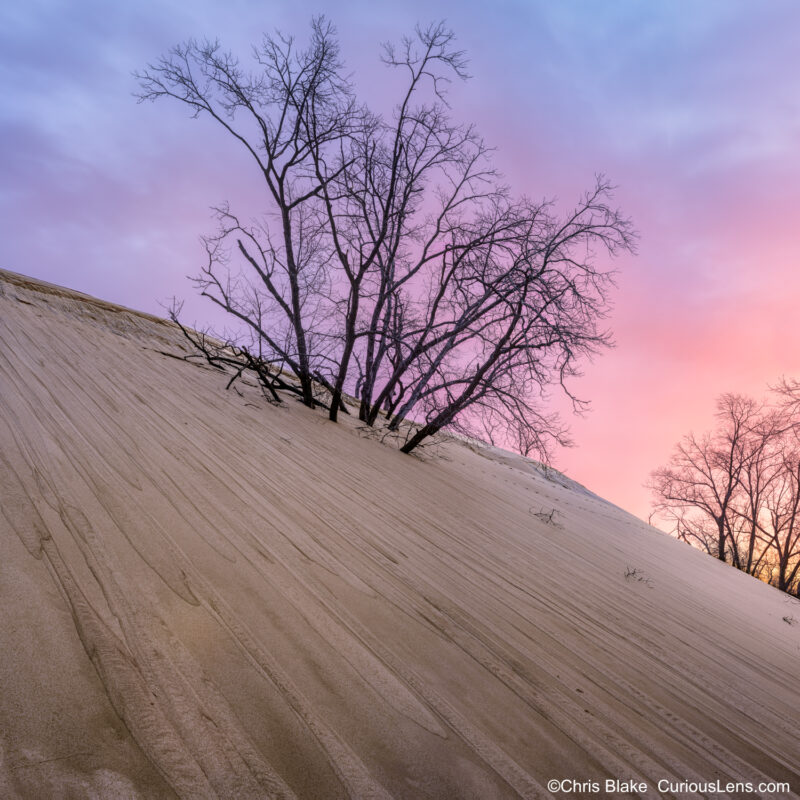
left=400, top=422, right=441, bottom=454
left=329, top=292, right=360, bottom=422
left=717, top=517, right=727, bottom=561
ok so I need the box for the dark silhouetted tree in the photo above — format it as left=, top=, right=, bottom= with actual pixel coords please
left=648, top=394, right=761, bottom=563
left=137, top=18, right=635, bottom=456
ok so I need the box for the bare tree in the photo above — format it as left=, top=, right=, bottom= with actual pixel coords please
left=137, top=18, right=635, bottom=458
left=136, top=19, right=362, bottom=407
left=312, top=23, right=479, bottom=423
left=650, top=389, right=800, bottom=596
left=648, top=394, right=762, bottom=562
left=764, top=379, right=800, bottom=593
left=759, top=442, right=800, bottom=594
left=384, top=180, right=633, bottom=455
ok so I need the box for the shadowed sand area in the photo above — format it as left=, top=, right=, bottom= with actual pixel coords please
left=1, top=267, right=799, bottom=799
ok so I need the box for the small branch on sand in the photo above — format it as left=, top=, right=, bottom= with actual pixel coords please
left=624, top=566, right=654, bottom=588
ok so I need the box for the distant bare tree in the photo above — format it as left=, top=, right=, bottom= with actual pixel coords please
left=759, top=442, right=800, bottom=594
left=648, top=394, right=762, bottom=562
left=774, top=377, right=800, bottom=426
left=650, top=389, right=800, bottom=596
left=765, top=379, right=800, bottom=593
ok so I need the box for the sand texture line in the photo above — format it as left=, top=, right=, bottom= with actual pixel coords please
left=1, top=269, right=800, bottom=799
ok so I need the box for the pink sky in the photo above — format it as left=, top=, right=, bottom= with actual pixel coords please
left=2, top=0, right=799, bottom=520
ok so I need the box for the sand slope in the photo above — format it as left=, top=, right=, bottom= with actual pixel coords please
left=1, top=268, right=799, bottom=799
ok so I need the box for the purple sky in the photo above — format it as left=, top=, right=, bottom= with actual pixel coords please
left=3, top=0, right=800, bottom=520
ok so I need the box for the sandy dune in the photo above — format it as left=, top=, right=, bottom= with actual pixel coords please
left=1, top=268, right=799, bottom=799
